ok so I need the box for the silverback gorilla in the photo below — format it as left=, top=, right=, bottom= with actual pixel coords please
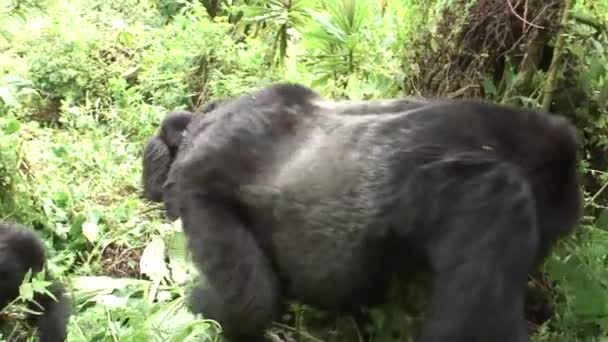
left=167, top=83, right=581, bottom=342
left=0, top=222, right=70, bottom=342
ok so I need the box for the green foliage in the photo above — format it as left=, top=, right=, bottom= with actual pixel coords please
left=0, top=0, right=606, bottom=340
left=0, top=268, right=62, bottom=342
left=0, top=115, right=42, bottom=224
left=136, top=4, right=267, bottom=109
left=300, top=0, right=404, bottom=98
left=153, top=0, right=194, bottom=20
left=234, top=0, right=315, bottom=66
left=23, top=18, right=107, bottom=106
left=543, top=223, right=608, bottom=340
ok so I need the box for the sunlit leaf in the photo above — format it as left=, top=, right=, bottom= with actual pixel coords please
left=140, top=235, right=170, bottom=282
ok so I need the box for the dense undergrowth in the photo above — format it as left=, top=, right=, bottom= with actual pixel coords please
left=0, top=0, right=607, bottom=341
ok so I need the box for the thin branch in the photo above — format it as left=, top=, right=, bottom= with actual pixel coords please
left=506, top=0, right=545, bottom=29
left=588, top=179, right=608, bottom=207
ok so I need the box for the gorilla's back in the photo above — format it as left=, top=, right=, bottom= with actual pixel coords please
left=247, top=112, right=415, bottom=309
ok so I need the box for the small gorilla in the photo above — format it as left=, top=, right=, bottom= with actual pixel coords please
left=0, top=222, right=70, bottom=342
left=169, top=83, right=581, bottom=342
left=141, top=110, right=194, bottom=203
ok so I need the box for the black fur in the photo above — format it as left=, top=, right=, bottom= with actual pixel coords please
left=158, top=96, right=428, bottom=220
left=142, top=103, right=232, bottom=219
left=142, top=110, right=193, bottom=203
left=161, top=101, right=235, bottom=220
left=0, top=222, right=70, bottom=342
left=170, top=83, right=581, bottom=342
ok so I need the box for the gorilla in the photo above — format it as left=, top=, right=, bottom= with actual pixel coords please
left=0, top=222, right=70, bottom=342
left=142, top=110, right=194, bottom=204
left=168, top=83, right=581, bottom=342
left=160, top=96, right=428, bottom=222
left=142, top=100, right=228, bottom=219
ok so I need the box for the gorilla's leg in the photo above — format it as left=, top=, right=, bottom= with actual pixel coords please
left=415, top=162, right=535, bottom=342
left=181, top=196, right=282, bottom=341
left=142, top=136, right=171, bottom=202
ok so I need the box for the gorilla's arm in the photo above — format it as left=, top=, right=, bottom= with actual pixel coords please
left=178, top=188, right=281, bottom=342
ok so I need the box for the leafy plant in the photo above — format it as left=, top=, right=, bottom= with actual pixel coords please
left=233, top=0, right=314, bottom=67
